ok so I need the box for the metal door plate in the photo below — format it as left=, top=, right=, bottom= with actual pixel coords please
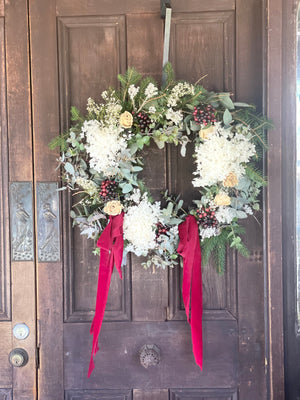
left=36, top=182, right=60, bottom=262
left=9, top=182, right=34, bottom=261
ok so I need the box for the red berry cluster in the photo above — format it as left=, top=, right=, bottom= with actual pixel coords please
left=99, top=179, right=118, bottom=200
left=136, top=111, right=151, bottom=133
left=193, top=104, right=217, bottom=126
left=196, top=206, right=218, bottom=228
left=155, top=222, right=170, bottom=240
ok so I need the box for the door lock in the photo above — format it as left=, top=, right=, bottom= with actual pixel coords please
left=9, top=348, right=29, bottom=367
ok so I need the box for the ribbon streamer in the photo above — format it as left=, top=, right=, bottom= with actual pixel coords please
left=87, top=212, right=124, bottom=378
left=177, top=215, right=203, bottom=369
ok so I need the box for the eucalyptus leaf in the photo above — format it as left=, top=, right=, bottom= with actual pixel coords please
left=153, top=137, right=165, bottom=149
left=64, top=162, right=75, bottom=176
left=70, top=210, right=77, bottom=218
left=180, top=144, right=187, bottom=157
left=122, top=183, right=133, bottom=193
left=223, top=109, right=232, bottom=126
left=219, top=93, right=235, bottom=110
left=234, top=102, right=251, bottom=108
left=236, top=210, right=248, bottom=219
left=190, top=120, right=201, bottom=132
left=132, top=166, right=143, bottom=172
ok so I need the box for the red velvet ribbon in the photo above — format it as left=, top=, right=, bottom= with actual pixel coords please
left=177, top=215, right=203, bottom=369
left=87, top=212, right=124, bottom=378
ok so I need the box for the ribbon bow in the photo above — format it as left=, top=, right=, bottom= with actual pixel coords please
left=87, top=212, right=124, bottom=377
left=177, top=215, right=203, bottom=369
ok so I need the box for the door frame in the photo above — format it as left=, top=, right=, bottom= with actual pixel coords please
left=264, top=0, right=288, bottom=397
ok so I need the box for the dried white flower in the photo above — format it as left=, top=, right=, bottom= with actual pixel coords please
left=149, top=106, right=156, bottom=114
left=243, top=204, right=253, bottom=215
left=215, top=206, right=236, bottom=224
left=145, top=83, right=158, bottom=99
left=124, top=194, right=161, bottom=256
left=200, top=226, right=220, bottom=239
left=166, top=108, right=183, bottom=125
left=167, top=82, right=195, bottom=107
left=128, top=85, right=140, bottom=101
left=82, top=120, right=127, bottom=176
left=193, top=126, right=256, bottom=187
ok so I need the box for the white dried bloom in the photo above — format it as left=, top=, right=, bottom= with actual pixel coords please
left=215, top=206, right=236, bottom=224
left=128, top=85, right=140, bottom=101
left=75, top=177, right=98, bottom=196
left=124, top=194, right=161, bottom=256
left=243, top=204, right=253, bottom=215
left=82, top=120, right=127, bottom=176
left=167, top=82, right=195, bottom=107
left=166, top=108, right=183, bottom=125
left=149, top=106, right=156, bottom=114
left=145, top=83, right=158, bottom=99
left=128, top=188, right=142, bottom=204
left=86, top=97, right=102, bottom=118
left=200, top=226, right=220, bottom=239
left=193, top=126, right=256, bottom=187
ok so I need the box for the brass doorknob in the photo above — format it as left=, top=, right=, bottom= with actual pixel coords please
left=139, top=344, right=161, bottom=368
left=9, top=348, right=29, bottom=367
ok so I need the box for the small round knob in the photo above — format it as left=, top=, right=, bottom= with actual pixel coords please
left=9, top=348, right=29, bottom=367
left=139, top=344, right=161, bottom=368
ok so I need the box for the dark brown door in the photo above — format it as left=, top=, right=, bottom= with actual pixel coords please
left=0, top=1, right=37, bottom=399
left=0, top=0, right=266, bottom=399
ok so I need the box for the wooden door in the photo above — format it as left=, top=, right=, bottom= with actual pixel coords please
left=0, top=1, right=37, bottom=399
left=27, top=0, right=265, bottom=399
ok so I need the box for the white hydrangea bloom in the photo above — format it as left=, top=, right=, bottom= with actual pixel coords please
left=128, top=188, right=142, bottom=204
left=75, top=177, right=98, bottom=196
left=166, top=108, right=183, bottom=125
left=200, top=226, right=220, bottom=239
left=123, top=194, right=161, bottom=256
left=145, top=83, right=158, bottom=99
left=215, top=206, right=236, bottom=224
left=167, top=82, right=195, bottom=107
left=128, top=85, right=140, bottom=101
left=193, top=126, right=256, bottom=187
left=82, top=120, right=127, bottom=176
left=243, top=204, right=253, bottom=215
left=104, top=92, right=122, bottom=127
left=149, top=106, right=156, bottom=114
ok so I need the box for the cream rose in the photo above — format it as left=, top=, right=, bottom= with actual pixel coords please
left=119, top=111, right=133, bottom=129
left=103, top=200, right=123, bottom=216
left=223, top=172, right=239, bottom=187
left=199, top=125, right=216, bottom=140
left=214, top=193, right=231, bottom=206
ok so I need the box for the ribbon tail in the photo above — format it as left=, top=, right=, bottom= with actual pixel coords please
left=190, top=232, right=203, bottom=369
left=87, top=249, right=113, bottom=378
left=87, top=213, right=124, bottom=378
left=177, top=215, right=203, bottom=370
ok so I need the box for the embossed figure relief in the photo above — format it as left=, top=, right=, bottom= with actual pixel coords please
left=9, top=182, right=34, bottom=261
left=37, top=183, right=60, bottom=262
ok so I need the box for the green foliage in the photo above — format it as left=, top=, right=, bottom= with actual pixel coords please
left=164, top=62, right=175, bottom=84
left=49, top=132, right=69, bottom=151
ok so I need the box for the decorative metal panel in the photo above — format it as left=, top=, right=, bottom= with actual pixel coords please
left=65, top=389, right=132, bottom=400
left=170, top=388, right=238, bottom=400
left=0, top=389, right=12, bottom=400
left=36, top=182, right=60, bottom=262
left=9, top=182, right=34, bottom=261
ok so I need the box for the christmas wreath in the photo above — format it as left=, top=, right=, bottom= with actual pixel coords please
left=50, top=64, right=271, bottom=375
left=51, top=64, right=270, bottom=273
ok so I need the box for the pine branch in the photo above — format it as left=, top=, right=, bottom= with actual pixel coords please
left=245, top=165, right=267, bottom=186
left=49, top=132, right=69, bottom=151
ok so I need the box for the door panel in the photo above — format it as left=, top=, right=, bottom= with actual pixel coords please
left=28, top=1, right=266, bottom=399
left=0, top=0, right=37, bottom=399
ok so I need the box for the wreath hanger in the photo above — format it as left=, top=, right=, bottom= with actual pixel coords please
left=161, top=0, right=172, bottom=86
